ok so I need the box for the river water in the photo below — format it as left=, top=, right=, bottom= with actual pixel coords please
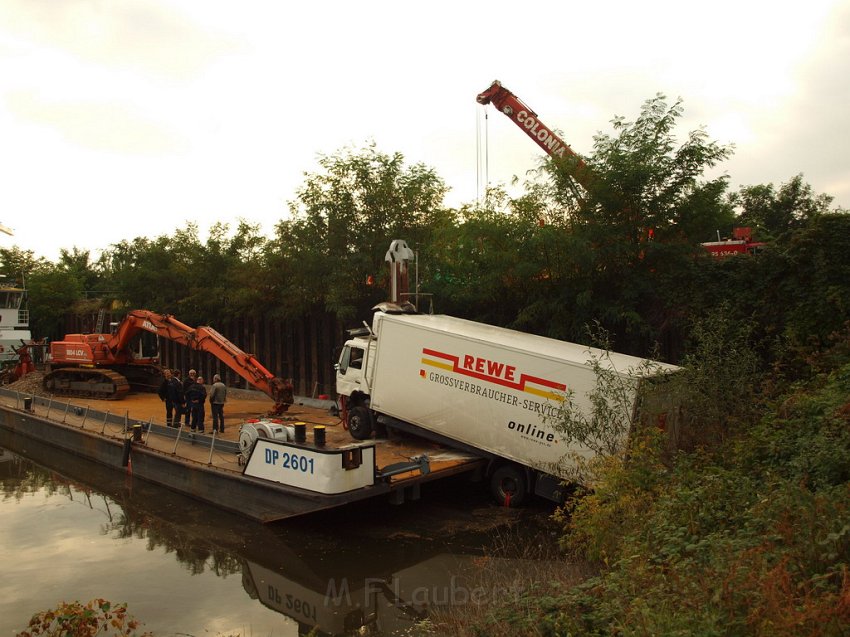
left=0, top=435, right=568, bottom=636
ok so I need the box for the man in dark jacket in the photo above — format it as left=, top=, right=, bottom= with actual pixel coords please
left=157, top=369, right=183, bottom=427
left=185, top=375, right=207, bottom=433
left=181, top=369, right=197, bottom=427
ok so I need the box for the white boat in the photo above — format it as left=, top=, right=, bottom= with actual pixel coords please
left=0, top=280, right=31, bottom=363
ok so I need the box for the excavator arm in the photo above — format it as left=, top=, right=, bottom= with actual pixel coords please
left=192, top=325, right=293, bottom=414
left=108, top=310, right=293, bottom=413
left=476, top=80, right=590, bottom=188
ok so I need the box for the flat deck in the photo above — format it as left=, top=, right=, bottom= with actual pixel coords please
left=0, top=388, right=483, bottom=520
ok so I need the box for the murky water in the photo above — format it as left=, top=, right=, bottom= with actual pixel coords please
left=0, top=433, right=565, bottom=636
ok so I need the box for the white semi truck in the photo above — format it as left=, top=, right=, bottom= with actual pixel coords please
left=336, top=309, right=679, bottom=505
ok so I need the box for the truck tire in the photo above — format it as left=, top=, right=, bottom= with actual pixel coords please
left=347, top=405, right=374, bottom=440
left=490, top=464, right=528, bottom=507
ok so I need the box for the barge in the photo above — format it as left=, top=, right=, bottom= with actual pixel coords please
left=0, top=388, right=483, bottom=522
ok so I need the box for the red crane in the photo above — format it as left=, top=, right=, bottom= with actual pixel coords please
left=476, top=80, right=591, bottom=187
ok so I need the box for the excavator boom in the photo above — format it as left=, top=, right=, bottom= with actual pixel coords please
left=46, top=310, right=293, bottom=413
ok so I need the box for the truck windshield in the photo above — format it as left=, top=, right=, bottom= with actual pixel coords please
left=337, top=347, right=351, bottom=373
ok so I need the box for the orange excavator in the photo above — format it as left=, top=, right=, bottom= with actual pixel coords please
left=43, top=310, right=293, bottom=413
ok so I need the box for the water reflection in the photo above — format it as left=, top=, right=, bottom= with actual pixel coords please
left=0, top=433, right=562, bottom=636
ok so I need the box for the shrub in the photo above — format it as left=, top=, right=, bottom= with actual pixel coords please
left=17, top=598, right=151, bottom=637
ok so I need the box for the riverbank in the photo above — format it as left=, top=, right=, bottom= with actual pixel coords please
left=423, top=357, right=850, bottom=636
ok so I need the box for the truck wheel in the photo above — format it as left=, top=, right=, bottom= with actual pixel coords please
left=347, top=405, right=374, bottom=440
left=490, top=465, right=527, bottom=507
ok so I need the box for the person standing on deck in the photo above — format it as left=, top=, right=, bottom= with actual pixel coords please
left=181, top=369, right=197, bottom=427
left=185, top=375, right=207, bottom=432
left=157, top=369, right=182, bottom=427
left=209, top=374, right=227, bottom=434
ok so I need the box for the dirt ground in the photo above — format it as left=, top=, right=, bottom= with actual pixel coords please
left=4, top=371, right=340, bottom=443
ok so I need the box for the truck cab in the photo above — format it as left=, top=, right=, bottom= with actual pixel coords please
left=336, top=337, right=370, bottom=397
left=336, top=332, right=378, bottom=439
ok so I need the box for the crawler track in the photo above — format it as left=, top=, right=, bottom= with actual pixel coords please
left=42, top=368, right=131, bottom=400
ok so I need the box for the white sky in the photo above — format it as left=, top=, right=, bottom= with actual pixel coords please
left=0, top=0, right=848, bottom=262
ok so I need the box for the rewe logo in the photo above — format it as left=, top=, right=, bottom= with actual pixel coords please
left=421, top=347, right=566, bottom=401
left=460, top=354, right=516, bottom=382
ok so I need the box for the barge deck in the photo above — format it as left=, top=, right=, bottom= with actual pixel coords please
left=0, top=388, right=484, bottom=522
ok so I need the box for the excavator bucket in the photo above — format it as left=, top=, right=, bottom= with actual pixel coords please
left=268, top=377, right=295, bottom=416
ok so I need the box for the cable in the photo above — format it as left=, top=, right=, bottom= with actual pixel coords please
left=475, top=106, right=491, bottom=204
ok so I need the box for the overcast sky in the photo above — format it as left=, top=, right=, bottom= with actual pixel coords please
left=1, top=0, right=848, bottom=262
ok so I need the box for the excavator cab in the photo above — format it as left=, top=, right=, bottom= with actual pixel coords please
left=132, top=330, right=159, bottom=361
left=110, top=321, right=159, bottom=362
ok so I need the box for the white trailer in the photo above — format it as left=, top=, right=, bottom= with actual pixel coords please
left=336, top=311, right=678, bottom=505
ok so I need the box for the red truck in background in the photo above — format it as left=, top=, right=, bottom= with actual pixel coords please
left=700, top=227, right=766, bottom=257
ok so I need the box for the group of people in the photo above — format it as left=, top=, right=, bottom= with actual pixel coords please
left=158, top=368, right=227, bottom=434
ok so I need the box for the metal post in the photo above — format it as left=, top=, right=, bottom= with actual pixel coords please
left=101, top=410, right=110, bottom=434
left=207, top=429, right=217, bottom=465
left=171, top=422, right=184, bottom=454
left=14, top=391, right=20, bottom=409
left=80, top=406, right=89, bottom=429
left=46, top=397, right=53, bottom=419
left=123, top=410, right=129, bottom=434
left=143, top=417, right=153, bottom=444
left=62, top=401, right=70, bottom=423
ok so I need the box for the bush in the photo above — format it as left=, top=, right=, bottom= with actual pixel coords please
left=17, top=598, right=151, bottom=637
left=455, top=345, right=850, bottom=636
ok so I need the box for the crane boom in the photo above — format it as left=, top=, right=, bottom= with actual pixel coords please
left=476, top=80, right=590, bottom=187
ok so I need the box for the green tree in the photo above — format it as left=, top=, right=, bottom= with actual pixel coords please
left=731, top=174, right=833, bottom=240
left=26, top=268, right=84, bottom=339
left=0, top=246, right=47, bottom=283
left=179, top=220, right=271, bottom=321
left=479, top=95, right=737, bottom=357
left=57, top=247, right=102, bottom=295
left=269, top=143, right=450, bottom=321
left=98, top=231, right=197, bottom=320
left=0, top=247, right=78, bottom=339
left=777, top=211, right=850, bottom=348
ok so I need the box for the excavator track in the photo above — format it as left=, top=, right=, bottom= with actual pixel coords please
left=43, top=367, right=131, bottom=400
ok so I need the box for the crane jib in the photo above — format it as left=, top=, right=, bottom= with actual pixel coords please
left=515, top=110, right=568, bottom=158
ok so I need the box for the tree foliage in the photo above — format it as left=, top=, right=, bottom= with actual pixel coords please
left=0, top=106, right=844, bottom=374
left=731, top=174, right=833, bottom=240
left=267, top=143, right=450, bottom=320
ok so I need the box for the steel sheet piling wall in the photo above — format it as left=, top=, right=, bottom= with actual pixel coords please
left=64, top=312, right=343, bottom=398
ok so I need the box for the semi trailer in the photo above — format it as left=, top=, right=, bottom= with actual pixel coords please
left=336, top=309, right=678, bottom=506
